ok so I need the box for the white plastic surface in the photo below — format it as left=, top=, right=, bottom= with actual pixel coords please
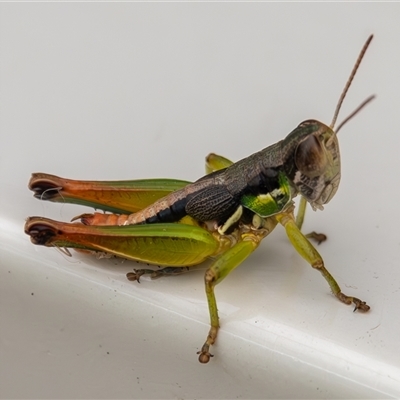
left=1, top=3, right=400, bottom=399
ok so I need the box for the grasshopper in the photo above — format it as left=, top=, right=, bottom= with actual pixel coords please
left=25, top=35, right=374, bottom=363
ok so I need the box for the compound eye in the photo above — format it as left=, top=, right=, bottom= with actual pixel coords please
left=295, top=135, right=327, bottom=177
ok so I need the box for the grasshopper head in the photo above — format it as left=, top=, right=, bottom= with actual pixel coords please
left=286, top=120, right=341, bottom=210
left=283, top=35, right=373, bottom=211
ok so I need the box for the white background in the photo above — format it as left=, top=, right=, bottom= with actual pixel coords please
left=1, top=3, right=400, bottom=398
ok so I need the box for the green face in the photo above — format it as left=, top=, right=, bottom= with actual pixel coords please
left=291, top=120, right=341, bottom=210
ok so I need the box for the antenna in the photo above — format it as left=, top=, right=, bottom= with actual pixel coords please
left=335, top=94, right=375, bottom=134
left=330, top=34, right=374, bottom=130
